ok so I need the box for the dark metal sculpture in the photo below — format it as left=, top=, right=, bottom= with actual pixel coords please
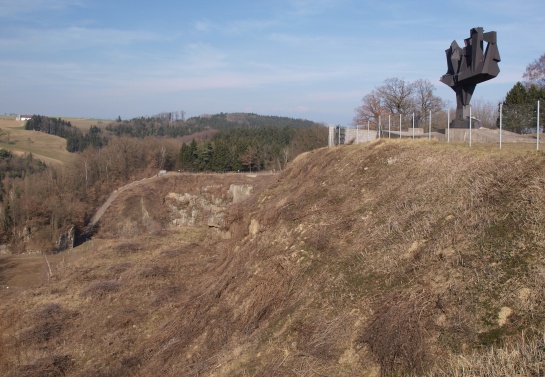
left=440, top=27, right=500, bottom=128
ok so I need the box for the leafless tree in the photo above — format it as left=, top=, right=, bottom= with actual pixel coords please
left=413, top=79, right=447, bottom=117
left=471, top=97, right=499, bottom=129
left=411, top=79, right=447, bottom=129
left=353, top=89, right=388, bottom=129
left=354, top=78, right=446, bottom=130
left=523, top=53, right=545, bottom=88
left=377, top=78, right=415, bottom=115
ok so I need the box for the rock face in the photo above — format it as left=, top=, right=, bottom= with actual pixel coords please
left=56, top=225, right=75, bottom=252
left=229, top=184, right=253, bottom=203
left=166, top=184, right=253, bottom=229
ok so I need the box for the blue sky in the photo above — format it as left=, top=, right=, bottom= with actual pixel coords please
left=1, top=0, right=544, bottom=125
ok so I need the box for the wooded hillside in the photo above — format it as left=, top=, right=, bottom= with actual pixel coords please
left=0, top=113, right=327, bottom=249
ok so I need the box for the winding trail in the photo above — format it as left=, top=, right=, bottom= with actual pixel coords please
left=84, top=173, right=171, bottom=234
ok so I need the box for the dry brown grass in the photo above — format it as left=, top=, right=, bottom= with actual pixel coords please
left=357, top=291, right=436, bottom=376
left=2, top=140, right=545, bottom=376
left=429, top=331, right=545, bottom=376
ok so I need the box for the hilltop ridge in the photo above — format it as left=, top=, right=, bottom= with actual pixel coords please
left=2, top=140, right=545, bottom=376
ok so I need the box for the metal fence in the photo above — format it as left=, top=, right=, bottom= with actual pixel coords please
left=330, top=101, right=543, bottom=150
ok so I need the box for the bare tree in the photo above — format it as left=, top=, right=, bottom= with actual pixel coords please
left=411, top=79, right=447, bottom=129
left=523, top=53, right=545, bottom=88
left=413, top=79, right=447, bottom=117
left=377, top=78, right=415, bottom=115
left=471, top=97, right=499, bottom=129
left=354, top=78, right=446, bottom=131
left=353, top=89, right=388, bottom=128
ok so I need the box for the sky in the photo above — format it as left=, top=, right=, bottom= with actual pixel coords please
left=1, top=0, right=544, bottom=126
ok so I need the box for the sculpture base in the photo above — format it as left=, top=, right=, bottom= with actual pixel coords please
left=450, top=118, right=482, bottom=129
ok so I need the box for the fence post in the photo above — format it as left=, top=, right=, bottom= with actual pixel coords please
left=538, top=100, right=540, bottom=151
left=447, top=109, right=450, bottom=143
left=367, top=120, right=370, bottom=142
left=388, top=115, right=391, bottom=139
left=412, top=112, right=415, bottom=140
left=399, top=113, right=402, bottom=138
left=499, top=103, right=502, bottom=150
left=356, top=124, right=359, bottom=144
left=428, top=110, right=431, bottom=140
left=469, top=106, right=472, bottom=147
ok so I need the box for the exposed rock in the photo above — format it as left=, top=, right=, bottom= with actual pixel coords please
left=249, top=219, right=260, bottom=235
left=166, top=184, right=253, bottom=228
left=207, top=213, right=226, bottom=228
left=56, top=225, right=75, bottom=252
left=230, top=184, right=253, bottom=203
left=498, top=307, right=512, bottom=327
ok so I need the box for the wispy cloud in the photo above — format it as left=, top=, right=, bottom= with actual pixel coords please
left=268, top=32, right=349, bottom=49
left=0, top=26, right=161, bottom=52
left=287, top=0, right=341, bottom=16
left=193, top=17, right=277, bottom=35
left=0, top=0, right=85, bottom=18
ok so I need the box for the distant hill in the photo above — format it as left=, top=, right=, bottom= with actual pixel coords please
left=106, top=112, right=324, bottom=138
left=106, top=112, right=328, bottom=172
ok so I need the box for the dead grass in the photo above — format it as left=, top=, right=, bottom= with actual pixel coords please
left=358, top=291, right=436, bottom=376
left=429, top=331, right=545, bottom=376
left=80, top=279, right=121, bottom=299
left=19, top=303, right=78, bottom=345
left=7, top=354, right=74, bottom=377
left=2, top=141, right=545, bottom=376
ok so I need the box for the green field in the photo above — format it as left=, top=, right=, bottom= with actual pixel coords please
left=62, top=117, right=112, bottom=132
left=0, top=119, right=75, bottom=165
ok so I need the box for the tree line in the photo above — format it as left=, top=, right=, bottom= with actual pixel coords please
left=25, top=112, right=327, bottom=172
left=25, top=115, right=106, bottom=152
left=353, top=78, right=446, bottom=129
left=178, top=125, right=327, bottom=172
left=105, top=112, right=321, bottom=139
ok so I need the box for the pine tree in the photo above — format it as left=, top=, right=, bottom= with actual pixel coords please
left=501, top=82, right=532, bottom=133
left=502, top=82, right=545, bottom=133
left=178, top=143, right=193, bottom=171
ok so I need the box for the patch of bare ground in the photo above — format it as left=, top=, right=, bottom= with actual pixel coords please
left=2, top=140, right=545, bottom=376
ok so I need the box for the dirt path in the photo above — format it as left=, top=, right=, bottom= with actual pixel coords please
left=86, top=174, right=166, bottom=232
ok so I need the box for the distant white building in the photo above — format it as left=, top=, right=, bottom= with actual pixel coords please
left=16, top=115, right=32, bottom=121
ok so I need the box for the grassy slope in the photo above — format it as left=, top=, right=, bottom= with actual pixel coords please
left=0, top=119, right=75, bottom=165
left=2, top=140, right=545, bottom=376
left=62, top=117, right=112, bottom=132
left=0, top=116, right=111, bottom=165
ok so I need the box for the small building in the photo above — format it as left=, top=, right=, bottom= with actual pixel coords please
left=16, top=115, right=32, bottom=121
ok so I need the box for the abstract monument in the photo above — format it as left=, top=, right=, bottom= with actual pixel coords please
left=440, top=27, right=501, bottom=128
